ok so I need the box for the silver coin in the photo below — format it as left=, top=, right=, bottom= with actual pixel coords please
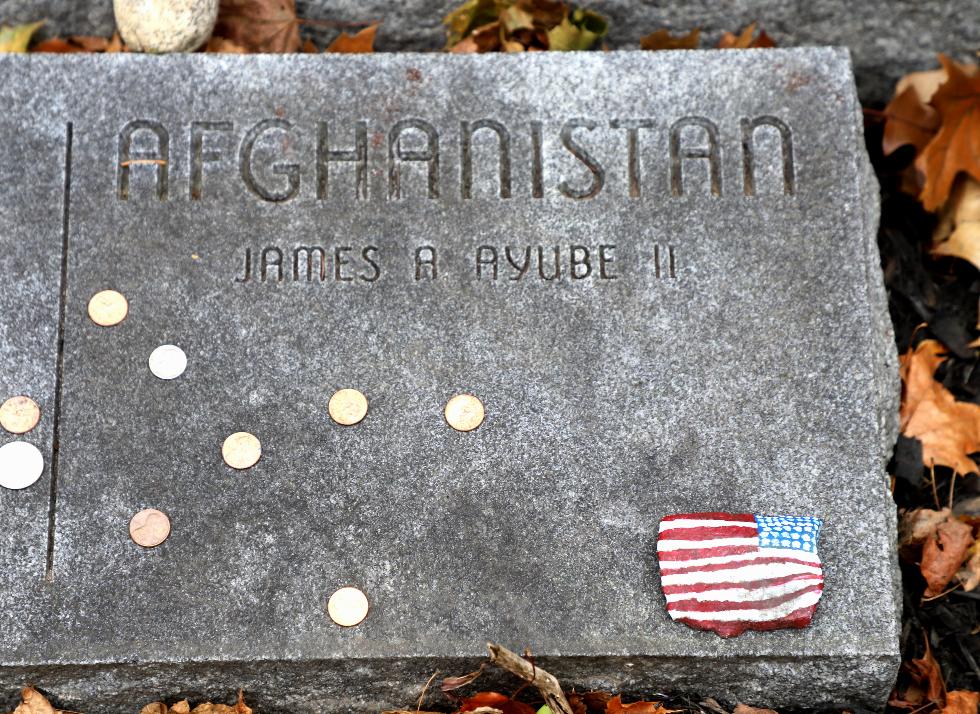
left=148, top=344, right=187, bottom=380
left=0, top=441, right=44, bottom=490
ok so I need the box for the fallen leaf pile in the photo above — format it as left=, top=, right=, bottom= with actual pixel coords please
left=443, top=0, right=608, bottom=52
left=639, top=23, right=774, bottom=51
left=3, top=688, right=253, bottom=714
left=890, top=634, right=980, bottom=713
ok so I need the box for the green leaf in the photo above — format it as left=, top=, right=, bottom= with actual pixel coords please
left=444, top=0, right=507, bottom=48
left=537, top=707, right=553, bottom=714
left=0, top=20, right=45, bottom=53
left=546, top=8, right=607, bottom=51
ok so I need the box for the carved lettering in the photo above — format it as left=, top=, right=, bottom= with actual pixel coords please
left=389, top=119, right=439, bottom=199
left=118, top=120, right=169, bottom=200
left=741, top=115, right=795, bottom=196
left=317, top=120, right=368, bottom=200
left=559, top=119, right=605, bottom=199
left=191, top=121, right=232, bottom=200
left=240, top=119, right=301, bottom=203
left=460, top=119, right=512, bottom=199
left=670, top=116, right=721, bottom=196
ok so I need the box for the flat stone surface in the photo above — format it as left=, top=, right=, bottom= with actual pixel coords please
left=0, top=50, right=898, bottom=712
left=1, top=0, right=978, bottom=103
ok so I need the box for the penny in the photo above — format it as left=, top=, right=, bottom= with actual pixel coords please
left=0, top=441, right=44, bottom=490
left=148, top=344, right=187, bottom=380
left=327, top=586, right=369, bottom=627
left=328, top=388, right=368, bottom=426
left=222, top=431, right=261, bottom=469
left=444, top=394, right=485, bottom=432
left=0, top=396, right=40, bottom=434
left=87, top=289, right=129, bottom=326
left=129, top=508, right=171, bottom=548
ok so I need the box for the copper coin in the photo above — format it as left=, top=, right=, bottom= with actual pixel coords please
left=444, top=394, right=485, bottom=432
left=328, top=389, right=368, bottom=426
left=0, top=396, right=40, bottom=434
left=222, top=431, right=261, bottom=469
left=87, top=289, right=129, bottom=326
left=327, top=586, right=370, bottom=626
left=129, top=508, right=171, bottom=548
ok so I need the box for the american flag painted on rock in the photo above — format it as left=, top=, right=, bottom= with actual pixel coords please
left=656, top=512, right=824, bottom=638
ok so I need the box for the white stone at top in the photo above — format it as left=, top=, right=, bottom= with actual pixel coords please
left=113, top=0, right=219, bottom=53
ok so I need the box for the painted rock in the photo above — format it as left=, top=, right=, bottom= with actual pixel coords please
left=657, top=512, right=824, bottom=638
left=114, top=0, right=219, bottom=53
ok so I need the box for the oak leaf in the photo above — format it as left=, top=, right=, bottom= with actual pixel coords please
left=883, top=85, right=940, bottom=157
left=899, top=339, right=980, bottom=475
left=11, top=687, right=59, bottom=714
left=605, top=696, right=680, bottom=714
left=917, top=56, right=980, bottom=211
left=921, top=514, right=973, bottom=597
left=639, top=29, right=700, bottom=51
left=957, top=538, right=980, bottom=591
left=326, top=24, right=378, bottom=53
left=717, top=23, right=775, bottom=49
left=943, top=691, right=980, bottom=714
left=932, top=177, right=980, bottom=271
left=732, top=706, right=778, bottom=714
left=890, top=634, right=946, bottom=709
left=546, top=9, right=607, bottom=51
left=213, top=0, right=301, bottom=53
left=460, top=693, right=536, bottom=714
left=0, top=21, right=44, bottom=52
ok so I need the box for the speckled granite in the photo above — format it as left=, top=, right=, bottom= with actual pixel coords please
left=0, top=50, right=899, bottom=712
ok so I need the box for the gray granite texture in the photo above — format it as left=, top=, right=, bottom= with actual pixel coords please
left=0, top=50, right=899, bottom=712
left=1, top=0, right=978, bottom=103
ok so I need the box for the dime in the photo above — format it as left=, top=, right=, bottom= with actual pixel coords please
left=148, top=344, right=187, bottom=380
left=222, top=431, right=261, bottom=469
left=0, top=396, right=40, bottom=434
left=328, top=388, right=368, bottom=426
left=327, top=586, right=369, bottom=627
left=129, top=508, right=171, bottom=548
left=444, top=394, right=485, bottom=432
left=0, top=441, right=44, bottom=490
left=87, top=289, right=129, bottom=327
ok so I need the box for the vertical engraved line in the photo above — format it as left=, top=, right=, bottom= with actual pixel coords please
left=46, top=122, right=73, bottom=582
left=669, top=245, right=676, bottom=278
left=654, top=244, right=661, bottom=279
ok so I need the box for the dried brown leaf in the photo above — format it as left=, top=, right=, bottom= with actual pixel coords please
left=943, top=690, right=980, bottom=714
left=917, top=56, right=980, bottom=211
left=460, top=693, right=535, bottom=714
left=639, top=28, right=700, bottom=51
left=205, top=36, right=248, bottom=53
left=717, top=23, right=775, bottom=49
left=732, top=706, right=778, bottom=714
left=883, top=85, right=941, bottom=156
left=606, top=696, right=680, bottom=714
left=213, top=0, right=301, bottom=53
left=12, top=687, right=58, bottom=714
left=899, top=339, right=980, bottom=475
left=922, top=516, right=973, bottom=597
left=326, top=23, right=378, bottom=53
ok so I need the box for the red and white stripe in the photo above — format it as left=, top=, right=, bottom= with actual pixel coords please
left=657, top=512, right=824, bottom=638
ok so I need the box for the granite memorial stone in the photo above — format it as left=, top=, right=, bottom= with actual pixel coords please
left=0, top=50, right=899, bottom=713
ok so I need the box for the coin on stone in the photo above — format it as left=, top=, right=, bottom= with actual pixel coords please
left=444, top=394, right=485, bottom=432
left=0, top=396, right=40, bottom=434
left=148, top=344, right=187, bottom=380
left=328, top=388, right=368, bottom=426
left=0, top=441, right=44, bottom=490
left=87, top=289, right=129, bottom=326
left=129, top=508, right=171, bottom=548
left=222, top=431, right=261, bottom=469
left=327, top=586, right=369, bottom=627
